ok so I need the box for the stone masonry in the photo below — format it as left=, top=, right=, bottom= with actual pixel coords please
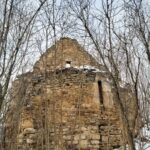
left=2, top=37, right=138, bottom=150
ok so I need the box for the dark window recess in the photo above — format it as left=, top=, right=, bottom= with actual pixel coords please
left=98, top=81, right=103, bottom=104
left=66, top=61, right=71, bottom=64
left=66, top=83, right=70, bottom=86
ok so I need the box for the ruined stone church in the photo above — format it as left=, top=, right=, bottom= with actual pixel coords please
left=3, top=38, right=138, bottom=150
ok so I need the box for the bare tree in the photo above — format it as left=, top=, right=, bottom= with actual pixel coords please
left=124, top=0, right=150, bottom=63
left=0, top=0, right=149, bottom=149
left=66, top=0, right=150, bottom=149
left=0, top=0, right=47, bottom=111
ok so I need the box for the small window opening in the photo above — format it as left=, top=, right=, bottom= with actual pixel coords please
left=65, top=61, right=71, bottom=68
left=66, top=61, right=71, bottom=64
left=98, top=81, right=103, bottom=104
left=66, top=83, right=70, bottom=86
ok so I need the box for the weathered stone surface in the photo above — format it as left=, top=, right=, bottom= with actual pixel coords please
left=91, top=140, right=99, bottom=145
left=2, top=37, right=139, bottom=150
left=23, top=128, right=36, bottom=134
left=90, top=134, right=100, bottom=140
left=26, top=138, right=35, bottom=144
left=78, top=140, right=88, bottom=149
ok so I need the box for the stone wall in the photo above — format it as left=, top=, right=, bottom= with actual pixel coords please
left=3, top=68, right=122, bottom=150
left=2, top=38, right=138, bottom=150
left=33, top=37, right=105, bottom=73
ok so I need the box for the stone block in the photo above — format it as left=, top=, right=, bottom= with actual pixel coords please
left=81, top=134, right=86, bottom=140
left=20, top=120, right=33, bottom=129
left=73, top=140, right=78, bottom=144
left=81, top=126, right=87, bottom=131
left=23, top=128, right=36, bottom=134
left=92, top=144, right=100, bottom=149
left=91, top=140, right=99, bottom=145
left=90, top=134, right=100, bottom=140
left=74, top=135, right=80, bottom=141
left=102, top=136, right=108, bottom=142
left=78, top=140, right=88, bottom=149
left=18, top=138, right=23, bottom=144
left=63, top=135, right=71, bottom=140
left=26, top=138, right=35, bottom=144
